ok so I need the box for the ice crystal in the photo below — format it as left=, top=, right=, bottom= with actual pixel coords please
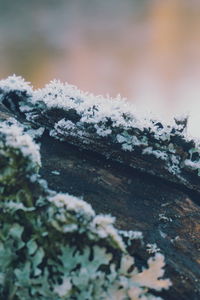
left=0, top=123, right=41, bottom=165
left=0, top=74, right=32, bottom=94
left=147, top=243, right=161, bottom=254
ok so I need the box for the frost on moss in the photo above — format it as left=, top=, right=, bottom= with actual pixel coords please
left=0, top=122, right=171, bottom=299
left=1, top=75, right=200, bottom=192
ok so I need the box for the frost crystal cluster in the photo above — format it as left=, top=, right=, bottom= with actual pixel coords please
left=0, top=121, right=171, bottom=298
left=1, top=75, right=200, bottom=193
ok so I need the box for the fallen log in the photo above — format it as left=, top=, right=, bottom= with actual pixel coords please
left=0, top=75, right=200, bottom=299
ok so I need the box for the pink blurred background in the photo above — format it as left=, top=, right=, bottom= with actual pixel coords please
left=1, top=0, right=200, bottom=113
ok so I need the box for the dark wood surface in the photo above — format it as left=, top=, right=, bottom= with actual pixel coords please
left=39, top=133, right=200, bottom=300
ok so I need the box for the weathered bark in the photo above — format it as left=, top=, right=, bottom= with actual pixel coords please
left=39, top=133, right=200, bottom=300
left=1, top=79, right=200, bottom=299
left=1, top=83, right=200, bottom=196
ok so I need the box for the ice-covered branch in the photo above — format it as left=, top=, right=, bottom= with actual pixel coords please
left=1, top=75, right=200, bottom=194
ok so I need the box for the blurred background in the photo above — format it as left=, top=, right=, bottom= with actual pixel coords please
left=1, top=0, right=200, bottom=119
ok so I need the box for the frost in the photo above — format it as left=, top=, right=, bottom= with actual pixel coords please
left=51, top=170, right=60, bottom=175
left=1, top=75, right=200, bottom=185
left=158, top=214, right=172, bottom=222
left=119, top=230, right=143, bottom=246
left=0, top=74, right=32, bottom=94
left=94, top=124, right=112, bottom=137
left=89, top=214, right=126, bottom=251
left=184, top=159, right=200, bottom=170
left=26, top=127, right=45, bottom=139
left=117, top=134, right=128, bottom=143
left=56, top=119, right=75, bottom=131
left=0, top=123, right=41, bottom=165
left=119, top=230, right=143, bottom=240
left=122, top=143, right=133, bottom=151
left=142, top=147, right=168, bottom=161
left=29, top=174, right=39, bottom=182
left=49, top=193, right=94, bottom=217
left=48, top=193, right=95, bottom=233
left=31, top=79, right=144, bottom=133
left=147, top=243, right=161, bottom=254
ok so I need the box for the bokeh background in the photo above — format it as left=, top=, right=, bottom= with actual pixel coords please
left=1, top=0, right=200, bottom=116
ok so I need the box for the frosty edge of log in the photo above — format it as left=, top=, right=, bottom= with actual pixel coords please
left=0, top=75, right=200, bottom=194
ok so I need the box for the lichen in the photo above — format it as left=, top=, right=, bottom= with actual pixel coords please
left=0, top=122, right=171, bottom=299
left=0, top=123, right=41, bottom=166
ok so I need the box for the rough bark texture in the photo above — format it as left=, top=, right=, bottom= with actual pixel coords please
left=1, top=79, right=200, bottom=299
left=40, top=134, right=200, bottom=300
